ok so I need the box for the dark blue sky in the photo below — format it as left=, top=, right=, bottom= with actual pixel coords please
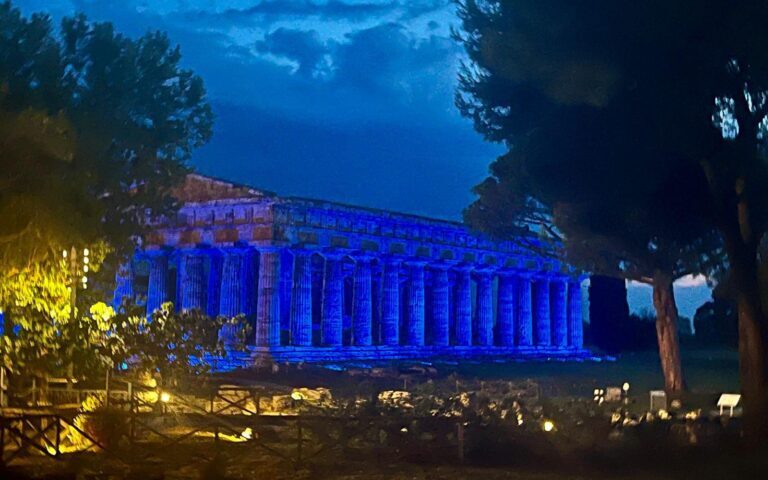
left=17, top=0, right=501, bottom=220
left=14, top=0, right=712, bottom=318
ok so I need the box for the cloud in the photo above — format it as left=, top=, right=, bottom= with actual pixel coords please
left=255, top=28, right=333, bottom=78
left=674, top=274, right=708, bottom=288
left=11, top=0, right=497, bottom=220
left=180, top=1, right=450, bottom=26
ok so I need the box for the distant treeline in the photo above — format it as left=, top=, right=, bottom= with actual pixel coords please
left=586, top=276, right=737, bottom=353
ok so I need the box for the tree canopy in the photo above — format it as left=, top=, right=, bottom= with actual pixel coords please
left=455, top=0, right=768, bottom=436
left=0, top=1, right=213, bottom=270
left=0, top=1, right=213, bottom=377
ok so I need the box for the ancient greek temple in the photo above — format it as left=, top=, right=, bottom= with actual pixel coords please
left=113, top=175, right=588, bottom=363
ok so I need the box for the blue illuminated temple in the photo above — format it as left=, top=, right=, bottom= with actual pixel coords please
left=113, top=175, right=588, bottom=364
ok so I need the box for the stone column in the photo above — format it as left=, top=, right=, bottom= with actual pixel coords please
left=217, top=250, right=243, bottom=344
left=290, top=251, right=313, bottom=346
left=406, top=261, right=426, bottom=346
left=112, top=260, right=134, bottom=309
left=496, top=272, right=516, bottom=347
left=352, top=256, right=373, bottom=346
left=179, top=252, right=206, bottom=311
left=533, top=276, right=551, bottom=346
left=454, top=267, right=472, bottom=346
left=430, top=265, right=450, bottom=347
left=474, top=271, right=494, bottom=346
left=568, top=279, right=584, bottom=348
left=381, top=257, right=401, bottom=346
left=219, top=250, right=246, bottom=317
left=516, top=274, right=534, bottom=346
left=256, top=248, right=281, bottom=347
left=242, top=250, right=258, bottom=319
left=146, top=253, right=169, bottom=314
left=322, top=255, right=344, bottom=347
left=550, top=276, right=569, bottom=348
left=206, top=252, right=222, bottom=318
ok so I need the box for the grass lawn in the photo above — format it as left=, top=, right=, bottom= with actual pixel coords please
left=448, top=347, right=739, bottom=396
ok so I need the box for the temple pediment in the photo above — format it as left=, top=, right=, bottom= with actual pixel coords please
left=174, top=173, right=273, bottom=203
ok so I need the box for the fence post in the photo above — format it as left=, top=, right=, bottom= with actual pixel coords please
left=0, top=367, right=6, bottom=408
left=128, top=382, right=135, bottom=444
left=105, top=370, right=110, bottom=408
left=457, top=422, right=464, bottom=464
left=32, top=377, right=37, bottom=405
left=0, top=418, right=6, bottom=466
left=55, top=416, right=61, bottom=457
left=296, top=417, right=303, bottom=467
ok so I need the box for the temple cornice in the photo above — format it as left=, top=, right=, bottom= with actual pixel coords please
left=121, top=174, right=589, bottom=364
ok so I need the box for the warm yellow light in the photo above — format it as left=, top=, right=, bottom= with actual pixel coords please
left=83, top=265, right=89, bottom=272
left=160, top=392, right=171, bottom=403
left=81, top=276, right=88, bottom=283
left=241, top=428, right=253, bottom=440
left=622, top=382, right=630, bottom=392
left=83, top=248, right=90, bottom=257
left=543, top=420, right=555, bottom=432
left=83, top=257, right=89, bottom=264
left=62, top=250, right=68, bottom=258
left=291, top=391, right=304, bottom=401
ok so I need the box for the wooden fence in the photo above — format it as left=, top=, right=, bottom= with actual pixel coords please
left=0, top=383, right=466, bottom=469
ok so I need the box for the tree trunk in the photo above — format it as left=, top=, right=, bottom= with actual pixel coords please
left=724, top=235, right=768, bottom=441
left=651, top=272, right=686, bottom=395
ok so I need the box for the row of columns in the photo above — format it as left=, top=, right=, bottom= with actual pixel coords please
left=131, top=248, right=584, bottom=350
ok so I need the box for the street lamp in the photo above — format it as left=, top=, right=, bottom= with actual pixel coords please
left=63, top=246, right=90, bottom=389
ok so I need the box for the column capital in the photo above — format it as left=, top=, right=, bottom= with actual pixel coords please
left=380, top=254, right=404, bottom=266
left=404, top=258, right=429, bottom=268
left=217, top=245, right=253, bottom=255
left=472, top=267, right=495, bottom=278
left=513, top=269, right=536, bottom=278
left=548, top=273, right=570, bottom=282
left=142, top=247, right=172, bottom=259
left=321, top=248, right=350, bottom=261
left=428, top=260, right=454, bottom=271
left=255, top=245, right=285, bottom=254
left=177, top=246, right=212, bottom=255
left=496, top=269, right=519, bottom=278
left=452, top=263, right=474, bottom=272
left=353, top=253, right=376, bottom=264
left=288, top=247, right=315, bottom=257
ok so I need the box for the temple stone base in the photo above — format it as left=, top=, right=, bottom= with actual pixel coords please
left=208, top=346, right=592, bottom=370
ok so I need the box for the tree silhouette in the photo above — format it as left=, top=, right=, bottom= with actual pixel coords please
left=0, top=2, right=213, bottom=378
left=456, top=0, right=768, bottom=438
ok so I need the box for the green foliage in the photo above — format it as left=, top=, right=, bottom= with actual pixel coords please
left=455, top=0, right=724, bottom=284
left=0, top=1, right=213, bottom=378
left=113, top=303, right=250, bottom=386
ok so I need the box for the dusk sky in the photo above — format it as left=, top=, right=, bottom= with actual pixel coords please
left=14, top=0, right=711, bottom=319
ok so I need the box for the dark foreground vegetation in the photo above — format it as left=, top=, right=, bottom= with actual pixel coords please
left=0, top=350, right=759, bottom=480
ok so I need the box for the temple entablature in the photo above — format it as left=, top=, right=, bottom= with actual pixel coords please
left=117, top=174, right=588, bottom=364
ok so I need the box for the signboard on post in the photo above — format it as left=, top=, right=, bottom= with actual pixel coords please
left=650, top=390, right=667, bottom=412
left=717, top=393, right=741, bottom=416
